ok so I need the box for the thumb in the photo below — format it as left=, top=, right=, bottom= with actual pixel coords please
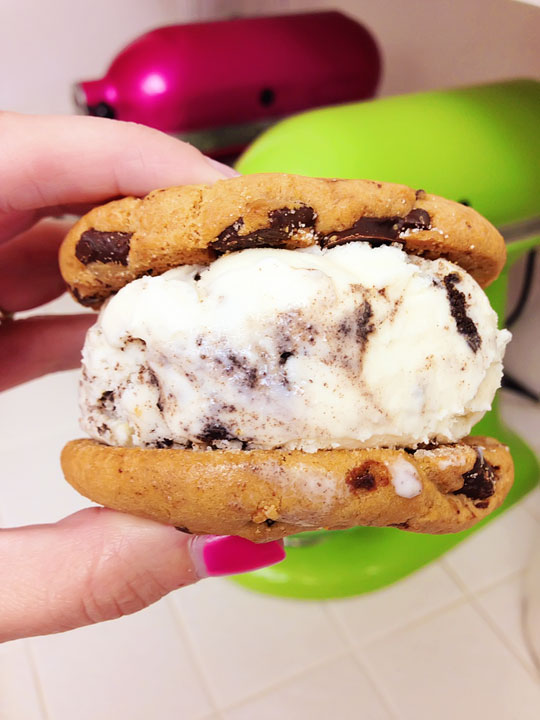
left=0, top=507, right=285, bottom=642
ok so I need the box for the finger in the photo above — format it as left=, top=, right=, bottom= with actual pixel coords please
left=0, top=508, right=286, bottom=641
left=0, top=219, right=72, bottom=312
left=0, top=204, right=118, bottom=243
left=0, top=314, right=94, bottom=391
left=0, top=112, right=237, bottom=242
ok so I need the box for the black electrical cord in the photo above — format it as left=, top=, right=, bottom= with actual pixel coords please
left=501, top=372, right=539, bottom=402
left=506, top=250, right=537, bottom=327
left=502, top=249, right=539, bottom=402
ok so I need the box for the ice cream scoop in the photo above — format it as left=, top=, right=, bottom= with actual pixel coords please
left=79, top=244, right=510, bottom=453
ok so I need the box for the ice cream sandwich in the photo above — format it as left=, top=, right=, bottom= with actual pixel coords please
left=59, top=174, right=513, bottom=540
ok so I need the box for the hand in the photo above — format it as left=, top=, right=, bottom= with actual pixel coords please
left=0, top=113, right=285, bottom=642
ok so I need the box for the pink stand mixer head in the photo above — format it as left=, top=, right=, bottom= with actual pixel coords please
left=74, top=11, right=381, bottom=155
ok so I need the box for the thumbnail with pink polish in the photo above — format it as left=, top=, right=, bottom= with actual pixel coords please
left=200, top=535, right=286, bottom=577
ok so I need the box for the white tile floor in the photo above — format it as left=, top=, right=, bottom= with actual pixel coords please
left=475, top=573, right=538, bottom=674
left=172, top=579, right=347, bottom=708
left=222, top=655, right=393, bottom=720
left=442, top=506, right=540, bottom=594
left=362, top=600, right=540, bottom=720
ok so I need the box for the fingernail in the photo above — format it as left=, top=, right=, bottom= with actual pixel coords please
left=189, top=535, right=285, bottom=578
left=205, top=157, right=241, bottom=178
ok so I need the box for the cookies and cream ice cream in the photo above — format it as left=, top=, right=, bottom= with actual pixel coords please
left=79, top=242, right=510, bottom=452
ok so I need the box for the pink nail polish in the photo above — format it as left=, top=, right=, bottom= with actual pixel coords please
left=189, top=535, right=285, bottom=578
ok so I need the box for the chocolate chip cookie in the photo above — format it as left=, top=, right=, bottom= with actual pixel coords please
left=61, top=436, right=513, bottom=541
left=59, top=174, right=506, bottom=308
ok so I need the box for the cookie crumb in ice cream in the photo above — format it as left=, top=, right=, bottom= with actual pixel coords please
left=443, top=272, right=482, bottom=352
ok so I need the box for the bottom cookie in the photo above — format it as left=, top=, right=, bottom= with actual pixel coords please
left=60, top=436, right=513, bottom=542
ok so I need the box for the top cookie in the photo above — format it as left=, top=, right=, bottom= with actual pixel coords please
left=59, top=174, right=506, bottom=307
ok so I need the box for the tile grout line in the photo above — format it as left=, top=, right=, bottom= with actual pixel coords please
left=362, top=593, right=473, bottom=649
left=326, top=572, right=470, bottom=652
left=514, top=490, right=540, bottom=526
left=439, top=561, right=525, bottom=597
left=440, top=559, right=539, bottom=682
left=216, top=648, right=352, bottom=715
left=24, top=640, right=52, bottom=720
left=165, top=595, right=222, bottom=716
left=520, top=592, right=540, bottom=683
left=321, top=603, right=400, bottom=719
left=522, top=504, right=540, bottom=526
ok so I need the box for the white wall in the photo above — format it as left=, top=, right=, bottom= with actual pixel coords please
left=1, top=0, right=539, bottom=116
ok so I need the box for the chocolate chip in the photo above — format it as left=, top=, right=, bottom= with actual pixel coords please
left=265, top=518, right=277, bottom=527
left=453, top=450, right=496, bottom=501
left=268, top=206, right=316, bottom=231
left=279, top=351, right=293, bottom=365
left=210, top=206, right=317, bottom=253
left=320, top=209, right=431, bottom=249
left=71, top=287, right=103, bottom=308
left=175, top=526, right=193, bottom=534
left=321, top=217, right=400, bottom=248
left=211, top=219, right=284, bottom=252
left=475, top=500, right=490, bottom=509
left=402, top=208, right=431, bottom=230
left=211, top=206, right=432, bottom=254
left=349, top=470, right=376, bottom=490
left=443, top=273, right=482, bottom=353
left=389, top=521, right=410, bottom=529
left=346, top=461, right=390, bottom=492
left=415, top=189, right=426, bottom=199
left=75, top=229, right=132, bottom=265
